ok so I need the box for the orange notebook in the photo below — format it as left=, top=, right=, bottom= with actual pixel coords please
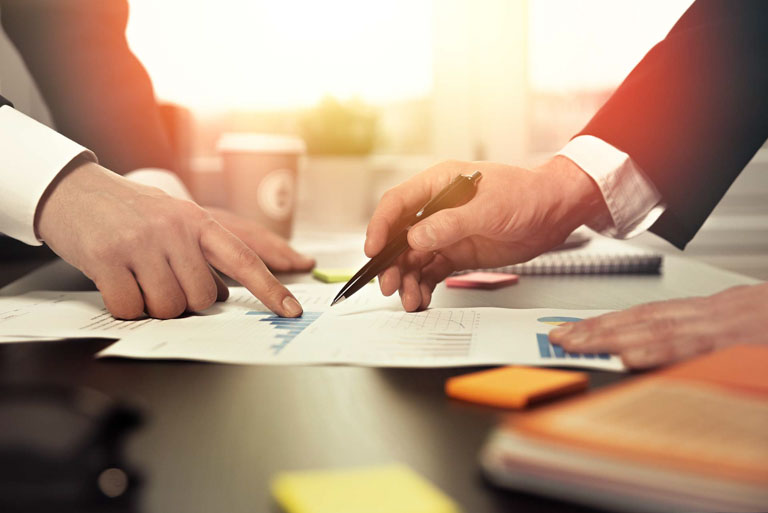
left=481, top=345, right=768, bottom=512
left=512, top=344, right=768, bottom=483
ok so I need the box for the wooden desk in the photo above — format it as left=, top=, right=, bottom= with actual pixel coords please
left=0, top=254, right=758, bottom=513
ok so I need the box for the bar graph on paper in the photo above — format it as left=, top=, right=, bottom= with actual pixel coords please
left=536, top=316, right=610, bottom=361
left=246, top=311, right=322, bottom=355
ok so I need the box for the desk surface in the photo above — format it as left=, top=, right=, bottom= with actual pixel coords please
left=0, top=250, right=758, bottom=513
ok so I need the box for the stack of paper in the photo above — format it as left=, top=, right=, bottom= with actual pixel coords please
left=0, top=284, right=624, bottom=370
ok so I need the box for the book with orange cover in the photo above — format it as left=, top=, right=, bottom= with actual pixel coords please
left=480, top=345, right=768, bottom=513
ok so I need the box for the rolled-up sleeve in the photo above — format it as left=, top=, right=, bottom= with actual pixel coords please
left=558, top=135, right=666, bottom=239
left=0, top=105, right=96, bottom=245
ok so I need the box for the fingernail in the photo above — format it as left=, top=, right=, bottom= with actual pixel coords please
left=411, top=225, right=436, bottom=249
left=282, top=296, right=303, bottom=317
left=549, top=324, right=573, bottom=340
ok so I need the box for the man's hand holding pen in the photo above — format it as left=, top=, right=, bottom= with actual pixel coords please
left=363, top=157, right=606, bottom=312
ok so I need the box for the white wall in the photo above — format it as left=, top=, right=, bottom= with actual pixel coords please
left=431, top=0, right=528, bottom=163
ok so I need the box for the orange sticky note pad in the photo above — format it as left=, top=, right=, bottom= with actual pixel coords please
left=445, top=272, right=519, bottom=289
left=445, top=366, right=589, bottom=409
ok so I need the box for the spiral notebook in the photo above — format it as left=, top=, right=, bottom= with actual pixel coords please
left=460, top=233, right=663, bottom=276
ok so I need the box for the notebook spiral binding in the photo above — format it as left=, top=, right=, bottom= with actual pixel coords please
left=456, top=243, right=663, bottom=276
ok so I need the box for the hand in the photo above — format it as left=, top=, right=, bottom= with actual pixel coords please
left=204, top=207, right=315, bottom=273
left=549, top=283, right=768, bottom=369
left=36, top=161, right=304, bottom=320
left=364, top=157, right=606, bottom=311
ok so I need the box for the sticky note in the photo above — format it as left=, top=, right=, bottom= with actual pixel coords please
left=312, top=268, right=356, bottom=283
left=445, top=366, right=588, bottom=409
left=271, top=464, right=460, bottom=513
left=445, top=272, right=518, bottom=290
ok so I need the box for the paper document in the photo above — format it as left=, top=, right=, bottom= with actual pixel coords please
left=0, top=285, right=624, bottom=371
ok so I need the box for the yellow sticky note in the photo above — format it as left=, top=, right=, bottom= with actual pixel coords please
left=311, top=268, right=356, bottom=283
left=271, top=464, right=460, bottom=513
left=312, top=268, right=375, bottom=284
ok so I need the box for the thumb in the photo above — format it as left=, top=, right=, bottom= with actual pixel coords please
left=407, top=207, right=480, bottom=251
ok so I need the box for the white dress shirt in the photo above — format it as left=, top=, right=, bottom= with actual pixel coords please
left=0, top=105, right=96, bottom=245
left=0, top=105, right=192, bottom=246
left=557, top=135, right=666, bottom=238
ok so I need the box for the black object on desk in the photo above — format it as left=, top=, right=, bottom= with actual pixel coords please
left=0, top=384, right=143, bottom=513
left=332, top=171, right=482, bottom=305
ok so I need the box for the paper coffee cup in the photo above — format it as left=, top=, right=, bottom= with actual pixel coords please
left=217, top=133, right=305, bottom=239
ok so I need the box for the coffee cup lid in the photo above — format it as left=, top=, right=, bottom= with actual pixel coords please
left=217, top=133, right=306, bottom=154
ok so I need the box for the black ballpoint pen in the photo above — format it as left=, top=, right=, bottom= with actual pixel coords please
left=331, top=171, right=483, bottom=306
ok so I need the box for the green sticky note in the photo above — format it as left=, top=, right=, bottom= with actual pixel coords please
left=312, top=268, right=374, bottom=284
left=311, top=268, right=355, bottom=283
left=271, top=464, right=460, bottom=513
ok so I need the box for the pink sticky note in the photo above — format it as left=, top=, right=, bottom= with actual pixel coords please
left=445, top=272, right=519, bottom=290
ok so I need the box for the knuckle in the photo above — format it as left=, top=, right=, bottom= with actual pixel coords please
left=262, top=279, right=286, bottom=299
left=149, top=299, right=186, bottom=320
left=380, top=188, right=399, bottom=205
left=101, top=227, right=146, bottom=255
left=632, top=302, right=664, bottom=320
left=105, top=297, right=145, bottom=320
left=438, top=213, right=463, bottom=235
left=199, top=215, right=221, bottom=235
left=647, top=318, right=678, bottom=339
left=187, top=287, right=218, bottom=312
left=235, top=246, right=260, bottom=269
left=621, top=350, right=647, bottom=369
left=86, top=240, right=117, bottom=262
left=150, top=211, right=183, bottom=232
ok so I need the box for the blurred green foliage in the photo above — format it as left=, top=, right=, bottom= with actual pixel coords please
left=301, top=97, right=378, bottom=155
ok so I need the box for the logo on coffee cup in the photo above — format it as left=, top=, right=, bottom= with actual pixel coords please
left=257, top=169, right=295, bottom=220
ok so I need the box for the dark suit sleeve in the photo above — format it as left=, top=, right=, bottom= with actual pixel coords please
left=0, top=0, right=176, bottom=175
left=576, top=0, right=768, bottom=249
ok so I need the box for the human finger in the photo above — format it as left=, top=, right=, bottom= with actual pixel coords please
left=132, top=258, right=187, bottom=319
left=620, top=335, right=715, bottom=369
left=168, top=250, right=219, bottom=312
left=419, top=281, right=433, bottom=311
left=365, top=165, right=457, bottom=257
left=93, top=267, right=145, bottom=320
left=379, top=266, right=401, bottom=296
left=248, top=229, right=315, bottom=272
left=554, top=310, right=715, bottom=366
left=406, top=205, right=486, bottom=252
left=399, top=270, right=424, bottom=312
left=419, top=253, right=458, bottom=287
left=210, top=266, right=230, bottom=301
left=549, top=298, right=705, bottom=348
left=199, top=220, right=302, bottom=317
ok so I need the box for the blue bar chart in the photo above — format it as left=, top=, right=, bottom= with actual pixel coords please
left=536, top=332, right=610, bottom=360
left=245, top=311, right=322, bottom=355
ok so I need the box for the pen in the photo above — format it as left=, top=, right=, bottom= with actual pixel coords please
left=331, top=171, right=483, bottom=306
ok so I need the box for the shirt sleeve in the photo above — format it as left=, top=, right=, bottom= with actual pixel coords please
left=557, top=135, right=666, bottom=239
left=0, top=105, right=97, bottom=246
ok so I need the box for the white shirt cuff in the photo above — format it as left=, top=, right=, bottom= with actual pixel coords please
left=0, top=106, right=96, bottom=246
left=124, top=168, right=193, bottom=201
left=558, top=135, right=666, bottom=239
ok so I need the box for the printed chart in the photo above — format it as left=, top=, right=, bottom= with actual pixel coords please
left=535, top=316, right=610, bottom=361
left=245, top=311, right=322, bottom=355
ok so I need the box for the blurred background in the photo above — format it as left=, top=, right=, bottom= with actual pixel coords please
left=3, top=0, right=767, bottom=278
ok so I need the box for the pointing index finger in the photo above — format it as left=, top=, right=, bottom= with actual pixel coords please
left=199, top=219, right=302, bottom=317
